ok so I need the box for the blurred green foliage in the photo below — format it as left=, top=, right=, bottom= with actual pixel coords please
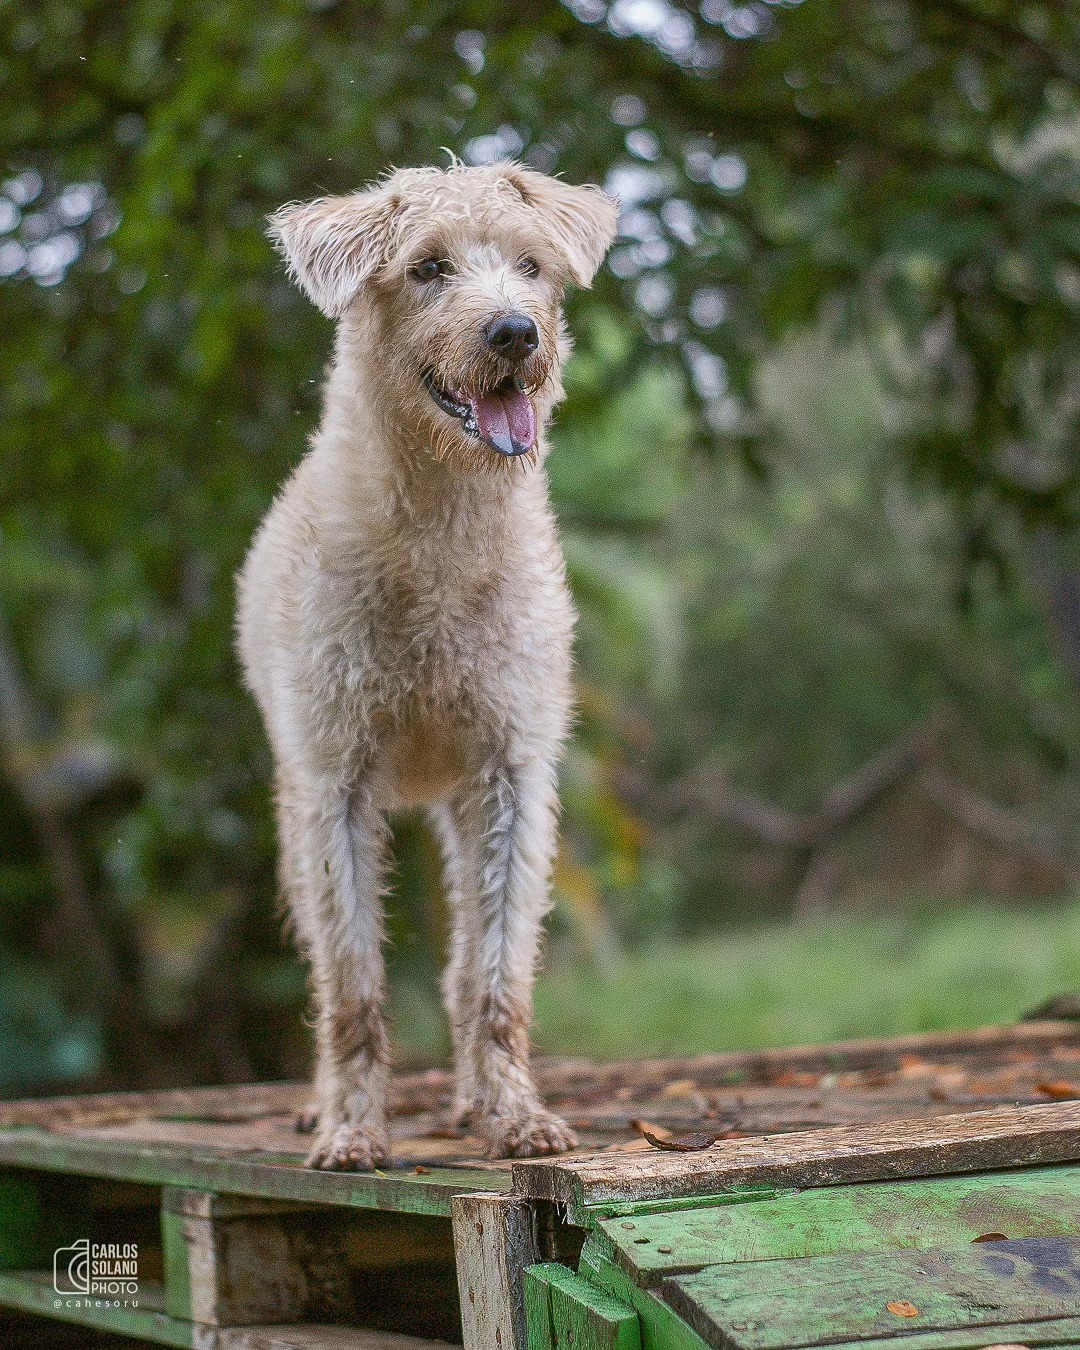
left=0, top=0, right=1077, bottom=1094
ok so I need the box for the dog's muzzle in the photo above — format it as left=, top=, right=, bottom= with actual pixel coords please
left=424, top=371, right=537, bottom=457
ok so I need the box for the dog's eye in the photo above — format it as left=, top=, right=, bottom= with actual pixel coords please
left=410, top=258, right=450, bottom=283
left=518, top=256, right=541, bottom=278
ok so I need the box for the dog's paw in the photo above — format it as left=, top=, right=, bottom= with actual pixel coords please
left=294, top=1103, right=320, bottom=1135
left=483, top=1110, right=579, bottom=1159
left=306, top=1121, right=390, bottom=1171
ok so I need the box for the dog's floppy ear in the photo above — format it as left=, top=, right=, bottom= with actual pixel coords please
left=505, top=167, right=618, bottom=288
left=267, top=188, right=397, bottom=318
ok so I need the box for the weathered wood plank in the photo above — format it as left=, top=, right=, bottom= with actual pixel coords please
left=577, top=1237, right=716, bottom=1350
left=162, top=1186, right=455, bottom=1327
left=513, top=1103, right=1080, bottom=1208
left=3, top=1023, right=1075, bottom=1133
left=814, top=1320, right=1080, bottom=1350
left=664, top=1235, right=1080, bottom=1350
left=217, top=1329, right=459, bottom=1350
left=530, top=1020, right=1080, bottom=1094
left=0, top=1270, right=458, bottom=1349
left=162, top=1200, right=319, bottom=1325
left=452, top=1191, right=539, bottom=1350
left=0, top=1270, right=190, bottom=1346
left=526, top=1264, right=641, bottom=1350
left=0, top=1127, right=508, bottom=1216
left=600, top=1165, right=1080, bottom=1284
left=525, top=1264, right=555, bottom=1350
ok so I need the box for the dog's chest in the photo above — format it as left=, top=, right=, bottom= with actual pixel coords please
left=317, top=534, right=563, bottom=710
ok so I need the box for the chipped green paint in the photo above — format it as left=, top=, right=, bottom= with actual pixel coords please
left=601, top=1165, right=1080, bottom=1284
left=819, top=1318, right=1080, bottom=1350
left=526, top=1263, right=640, bottom=1350
left=526, top=1263, right=557, bottom=1350
left=578, top=1236, right=711, bottom=1350
left=665, top=1235, right=1080, bottom=1350
left=584, top=1187, right=795, bottom=1223
left=0, top=1126, right=508, bottom=1216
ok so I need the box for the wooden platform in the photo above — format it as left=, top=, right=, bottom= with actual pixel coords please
left=2, top=1019, right=1079, bottom=1350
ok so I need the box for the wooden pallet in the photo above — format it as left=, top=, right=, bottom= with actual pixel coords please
left=2, top=1019, right=1079, bottom=1350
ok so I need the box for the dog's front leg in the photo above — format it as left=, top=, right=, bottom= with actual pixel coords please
left=454, top=758, right=579, bottom=1159
left=294, top=781, right=392, bottom=1171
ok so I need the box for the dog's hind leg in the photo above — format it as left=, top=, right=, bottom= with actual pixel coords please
left=284, top=776, right=392, bottom=1170
left=452, top=758, right=579, bottom=1159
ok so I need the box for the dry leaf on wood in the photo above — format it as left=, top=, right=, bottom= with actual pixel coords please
left=641, top=1129, right=719, bottom=1152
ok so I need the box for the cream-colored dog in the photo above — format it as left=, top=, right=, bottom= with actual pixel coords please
left=236, top=162, right=617, bottom=1170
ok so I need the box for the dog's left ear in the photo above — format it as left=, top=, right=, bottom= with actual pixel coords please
left=504, top=167, right=618, bottom=288
left=267, top=187, right=397, bottom=318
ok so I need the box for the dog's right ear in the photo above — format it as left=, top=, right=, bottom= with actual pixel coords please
left=267, top=188, right=397, bottom=318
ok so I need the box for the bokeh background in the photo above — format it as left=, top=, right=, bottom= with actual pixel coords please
left=2, top=0, right=1078, bottom=1098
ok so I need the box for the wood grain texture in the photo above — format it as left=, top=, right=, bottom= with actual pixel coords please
left=452, top=1192, right=538, bottom=1350
left=0, top=1127, right=507, bottom=1216
left=813, top=1320, right=1080, bottom=1350
left=4, top=1021, right=1073, bottom=1132
left=513, top=1102, right=1080, bottom=1208
left=599, top=1165, right=1080, bottom=1283
left=576, top=1238, right=716, bottom=1350
left=532, top=1262, right=641, bottom=1350
left=664, top=1235, right=1080, bottom=1350
left=162, top=1185, right=455, bottom=1328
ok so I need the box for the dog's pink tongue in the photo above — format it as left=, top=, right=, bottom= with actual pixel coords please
left=473, top=386, right=536, bottom=456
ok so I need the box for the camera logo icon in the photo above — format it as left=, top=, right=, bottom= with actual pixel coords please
left=53, top=1239, right=91, bottom=1295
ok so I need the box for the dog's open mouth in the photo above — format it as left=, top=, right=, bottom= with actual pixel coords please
left=424, top=371, right=536, bottom=457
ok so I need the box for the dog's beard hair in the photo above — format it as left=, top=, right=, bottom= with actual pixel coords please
left=417, top=316, right=557, bottom=474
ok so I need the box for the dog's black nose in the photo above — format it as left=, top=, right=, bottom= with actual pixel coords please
left=485, top=312, right=539, bottom=363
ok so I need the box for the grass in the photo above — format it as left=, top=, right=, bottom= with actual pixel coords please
left=519, top=897, right=1080, bottom=1061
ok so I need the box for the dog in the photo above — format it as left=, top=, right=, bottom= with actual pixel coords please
left=236, top=162, right=618, bottom=1170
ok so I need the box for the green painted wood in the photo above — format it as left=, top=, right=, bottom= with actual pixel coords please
left=0, top=1125, right=508, bottom=1216
left=0, top=1269, right=192, bottom=1347
left=664, top=1235, right=1080, bottom=1350
left=527, top=1263, right=641, bottom=1350
left=160, top=1203, right=193, bottom=1323
left=586, top=1189, right=795, bottom=1223
left=578, top=1237, right=712, bottom=1350
left=525, top=1264, right=556, bottom=1350
left=602, top=1165, right=1080, bottom=1284
left=820, top=1319, right=1080, bottom=1350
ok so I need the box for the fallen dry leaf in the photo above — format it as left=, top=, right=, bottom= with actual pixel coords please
left=1036, top=1080, right=1079, bottom=1100
left=886, top=1301, right=920, bottom=1317
left=630, top=1118, right=671, bottom=1141
left=641, top=1129, right=718, bottom=1152
left=413, top=1165, right=431, bottom=1174
left=972, top=1232, right=1009, bottom=1243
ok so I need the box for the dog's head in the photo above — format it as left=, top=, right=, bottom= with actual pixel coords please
left=268, top=163, right=617, bottom=465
